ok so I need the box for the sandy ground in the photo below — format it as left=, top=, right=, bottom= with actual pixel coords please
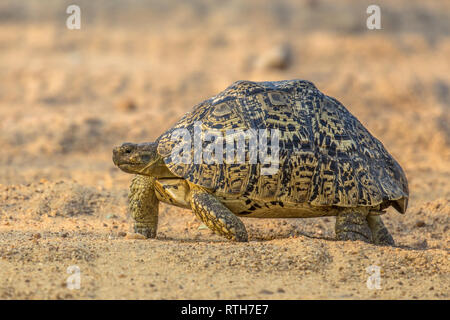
left=0, top=0, right=449, bottom=299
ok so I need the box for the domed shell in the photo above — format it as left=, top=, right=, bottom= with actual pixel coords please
left=157, top=80, right=409, bottom=213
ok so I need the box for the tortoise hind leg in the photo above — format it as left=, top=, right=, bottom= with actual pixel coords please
left=190, top=189, right=248, bottom=242
left=335, top=208, right=372, bottom=243
left=367, top=215, right=395, bottom=246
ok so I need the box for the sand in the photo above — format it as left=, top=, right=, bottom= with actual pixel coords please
left=0, top=0, right=449, bottom=299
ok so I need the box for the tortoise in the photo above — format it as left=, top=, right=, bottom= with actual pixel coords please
left=112, top=80, right=408, bottom=245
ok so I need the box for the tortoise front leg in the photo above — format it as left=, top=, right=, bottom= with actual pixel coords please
left=129, top=175, right=159, bottom=238
left=190, top=189, right=248, bottom=242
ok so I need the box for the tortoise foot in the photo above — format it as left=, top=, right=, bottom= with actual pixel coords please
left=335, top=210, right=372, bottom=244
left=367, top=215, right=395, bottom=246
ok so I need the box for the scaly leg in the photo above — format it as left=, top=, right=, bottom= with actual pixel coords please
left=367, top=215, right=395, bottom=246
left=190, top=188, right=248, bottom=242
left=129, top=175, right=159, bottom=238
left=335, top=208, right=372, bottom=243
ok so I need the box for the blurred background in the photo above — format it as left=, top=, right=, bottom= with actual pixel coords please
left=0, top=0, right=450, bottom=188
left=0, top=0, right=449, bottom=189
left=0, top=0, right=449, bottom=299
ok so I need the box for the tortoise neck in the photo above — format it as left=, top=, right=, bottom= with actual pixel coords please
left=148, top=157, right=177, bottom=178
left=137, top=143, right=176, bottom=178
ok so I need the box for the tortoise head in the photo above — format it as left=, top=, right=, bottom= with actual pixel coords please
left=113, top=142, right=162, bottom=175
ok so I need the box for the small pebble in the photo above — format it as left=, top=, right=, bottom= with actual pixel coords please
left=415, top=220, right=426, bottom=228
left=116, top=98, right=137, bottom=112
left=416, top=239, right=428, bottom=249
left=255, top=44, right=292, bottom=70
left=259, top=289, right=274, bottom=295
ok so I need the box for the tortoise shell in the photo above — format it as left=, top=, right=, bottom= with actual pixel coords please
left=157, top=80, right=408, bottom=213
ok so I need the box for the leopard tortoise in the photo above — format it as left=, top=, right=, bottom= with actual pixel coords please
left=112, top=80, right=408, bottom=245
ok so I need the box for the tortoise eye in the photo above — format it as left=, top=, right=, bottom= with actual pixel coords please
left=122, top=143, right=134, bottom=154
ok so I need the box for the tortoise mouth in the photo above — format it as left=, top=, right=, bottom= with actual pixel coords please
left=117, top=163, right=137, bottom=172
left=114, top=157, right=152, bottom=167
left=116, top=162, right=149, bottom=174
